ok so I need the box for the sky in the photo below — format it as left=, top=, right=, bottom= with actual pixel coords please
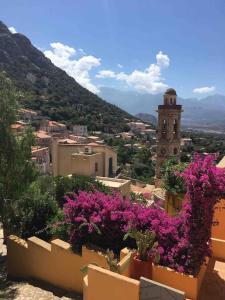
left=1, top=0, right=225, bottom=98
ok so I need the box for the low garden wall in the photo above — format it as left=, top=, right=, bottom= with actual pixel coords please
left=7, top=235, right=111, bottom=293
left=152, top=261, right=207, bottom=300
left=8, top=235, right=209, bottom=300
left=84, top=265, right=139, bottom=300
left=211, top=198, right=225, bottom=260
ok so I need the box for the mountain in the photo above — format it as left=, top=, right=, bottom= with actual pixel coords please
left=0, top=21, right=134, bottom=132
left=100, top=87, right=225, bottom=132
left=135, top=113, right=157, bottom=126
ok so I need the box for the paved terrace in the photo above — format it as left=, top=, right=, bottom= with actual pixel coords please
left=0, top=229, right=225, bottom=299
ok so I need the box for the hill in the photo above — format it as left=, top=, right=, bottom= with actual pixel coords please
left=135, top=113, right=157, bottom=126
left=0, top=21, right=133, bottom=132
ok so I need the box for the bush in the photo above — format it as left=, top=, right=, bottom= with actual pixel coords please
left=54, top=175, right=110, bottom=207
left=64, top=191, right=133, bottom=253
left=7, top=179, right=58, bottom=240
left=161, top=157, right=187, bottom=195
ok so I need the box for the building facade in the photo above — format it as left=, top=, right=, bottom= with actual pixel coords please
left=155, top=88, right=182, bottom=186
left=72, top=125, right=88, bottom=136
left=32, top=146, right=51, bottom=174
left=52, top=139, right=117, bottom=178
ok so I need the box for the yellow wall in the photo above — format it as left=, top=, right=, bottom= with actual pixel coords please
left=152, top=261, right=207, bottom=300
left=85, top=265, right=139, bottom=300
left=7, top=236, right=109, bottom=294
left=211, top=198, right=225, bottom=260
left=8, top=235, right=210, bottom=300
left=71, top=153, right=104, bottom=177
left=212, top=198, right=225, bottom=240
left=52, top=139, right=117, bottom=177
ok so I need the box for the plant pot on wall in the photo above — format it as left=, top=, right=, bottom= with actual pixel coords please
left=131, top=255, right=152, bottom=280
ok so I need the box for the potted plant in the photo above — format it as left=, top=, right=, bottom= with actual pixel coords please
left=124, top=229, right=160, bottom=280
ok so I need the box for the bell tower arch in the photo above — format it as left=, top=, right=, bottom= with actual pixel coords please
left=155, top=88, right=183, bottom=186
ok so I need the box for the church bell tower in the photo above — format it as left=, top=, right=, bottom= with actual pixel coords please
left=155, top=88, right=183, bottom=186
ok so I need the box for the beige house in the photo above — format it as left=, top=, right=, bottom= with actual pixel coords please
left=96, top=177, right=131, bottom=197
left=40, top=120, right=67, bottom=134
left=35, top=131, right=52, bottom=148
left=52, top=139, right=117, bottom=177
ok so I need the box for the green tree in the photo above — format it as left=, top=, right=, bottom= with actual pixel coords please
left=0, top=72, right=36, bottom=232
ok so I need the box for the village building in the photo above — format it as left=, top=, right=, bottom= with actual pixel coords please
left=52, top=139, right=117, bottom=178
left=127, top=121, right=146, bottom=132
left=68, top=134, right=88, bottom=144
left=11, top=121, right=28, bottom=135
left=35, top=130, right=52, bottom=148
left=87, top=135, right=101, bottom=143
left=31, top=146, right=50, bottom=174
left=95, top=176, right=131, bottom=197
left=40, top=120, right=67, bottom=134
left=120, top=131, right=134, bottom=141
left=72, top=125, right=88, bottom=136
left=18, top=108, right=38, bottom=123
left=181, top=137, right=193, bottom=147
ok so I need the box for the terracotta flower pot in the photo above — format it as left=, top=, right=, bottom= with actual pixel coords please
left=131, top=254, right=152, bottom=280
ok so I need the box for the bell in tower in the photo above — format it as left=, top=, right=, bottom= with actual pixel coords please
left=155, top=88, right=183, bottom=187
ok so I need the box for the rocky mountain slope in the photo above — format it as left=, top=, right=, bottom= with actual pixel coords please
left=0, top=21, right=133, bottom=132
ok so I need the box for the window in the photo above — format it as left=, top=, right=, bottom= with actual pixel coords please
left=174, top=148, right=178, bottom=155
left=173, top=119, right=177, bottom=134
left=95, top=162, right=98, bottom=172
left=162, top=119, right=166, bottom=132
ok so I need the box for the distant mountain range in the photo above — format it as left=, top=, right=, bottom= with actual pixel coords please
left=0, top=21, right=133, bottom=133
left=100, top=87, right=225, bottom=132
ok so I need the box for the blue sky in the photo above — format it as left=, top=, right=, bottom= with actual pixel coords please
left=1, top=0, right=225, bottom=97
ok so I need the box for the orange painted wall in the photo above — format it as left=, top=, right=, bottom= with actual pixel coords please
left=7, top=235, right=110, bottom=294
left=212, top=198, right=225, bottom=240
left=85, top=265, right=139, bottom=300
left=211, top=198, right=225, bottom=260
left=152, top=261, right=208, bottom=300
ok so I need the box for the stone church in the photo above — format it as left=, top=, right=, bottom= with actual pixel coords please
left=155, top=88, right=183, bottom=187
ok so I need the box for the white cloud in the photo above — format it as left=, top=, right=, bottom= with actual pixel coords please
left=156, top=51, right=170, bottom=69
left=193, top=86, right=215, bottom=94
left=44, top=42, right=101, bottom=94
left=117, top=63, right=123, bottom=68
left=96, top=70, right=116, bottom=78
left=8, top=26, right=17, bottom=34
left=96, top=51, right=170, bottom=94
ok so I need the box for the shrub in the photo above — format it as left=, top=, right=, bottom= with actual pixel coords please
left=177, top=154, right=225, bottom=275
left=54, top=175, right=110, bottom=207
left=7, top=179, right=58, bottom=240
left=161, top=157, right=187, bottom=195
left=64, top=191, right=133, bottom=253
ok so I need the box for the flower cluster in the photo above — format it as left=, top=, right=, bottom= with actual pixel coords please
left=177, top=154, right=225, bottom=275
left=62, top=154, right=225, bottom=275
